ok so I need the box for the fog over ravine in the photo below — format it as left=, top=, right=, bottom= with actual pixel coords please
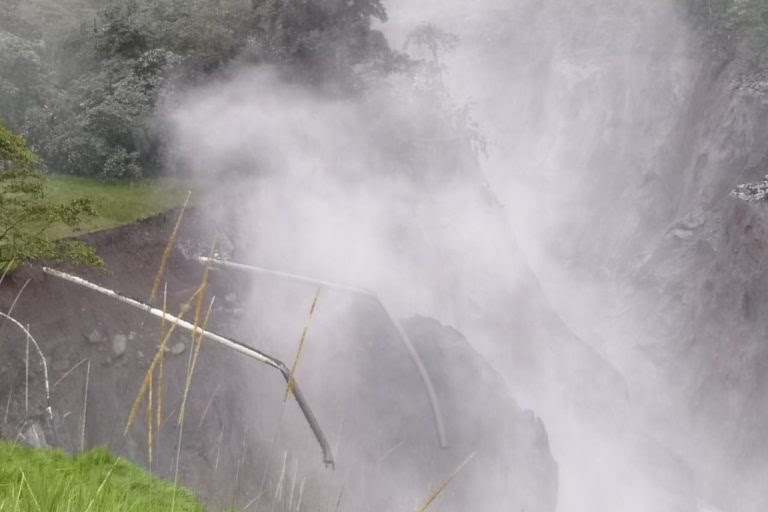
left=165, top=1, right=755, bottom=511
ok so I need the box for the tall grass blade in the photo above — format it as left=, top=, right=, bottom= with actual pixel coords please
left=214, top=428, right=224, bottom=472
left=13, top=468, right=22, bottom=510
left=149, top=191, right=191, bottom=305
left=414, top=452, right=476, bottom=512
left=274, top=450, right=288, bottom=505
left=178, top=297, right=215, bottom=426
left=286, top=288, right=321, bottom=401
left=178, top=244, right=216, bottom=426
left=124, top=286, right=202, bottom=435
left=3, top=388, right=11, bottom=424
left=80, top=360, right=90, bottom=453
left=147, top=365, right=154, bottom=464
left=13, top=466, right=22, bottom=510
left=288, top=459, right=298, bottom=511
left=0, top=277, right=30, bottom=345
left=157, top=282, right=168, bottom=428
left=24, top=331, right=29, bottom=412
left=0, top=258, right=14, bottom=288
left=171, top=403, right=183, bottom=512
left=296, top=477, right=306, bottom=512
left=172, top=246, right=215, bottom=511
left=334, top=487, right=344, bottom=512
left=198, top=384, right=220, bottom=428
left=20, top=469, right=41, bottom=512
left=83, top=458, right=119, bottom=512
left=52, top=358, right=89, bottom=389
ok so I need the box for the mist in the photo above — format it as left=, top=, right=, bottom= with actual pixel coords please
left=159, top=1, right=760, bottom=511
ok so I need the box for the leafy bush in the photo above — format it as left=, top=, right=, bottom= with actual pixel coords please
left=0, top=120, right=103, bottom=270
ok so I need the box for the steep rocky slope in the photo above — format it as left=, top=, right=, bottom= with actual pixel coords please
left=452, top=4, right=768, bottom=510
left=378, top=1, right=768, bottom=509
left=622, top=59, right=768, bottom=510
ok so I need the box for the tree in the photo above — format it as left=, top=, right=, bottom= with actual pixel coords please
left=251, top=0, right=393, bottom=88
left=1, top=0, right=400, bottom=178
left=0, top=121, right=104, bottom=271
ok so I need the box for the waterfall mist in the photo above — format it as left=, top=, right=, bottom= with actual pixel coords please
left=163, top=1, right=755, bottom=511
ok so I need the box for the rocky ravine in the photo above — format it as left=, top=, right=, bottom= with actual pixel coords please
left=495, top=11, right=768, bottom=511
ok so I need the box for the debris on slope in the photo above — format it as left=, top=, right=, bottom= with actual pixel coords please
left=729, top=175, right=768, bottom=202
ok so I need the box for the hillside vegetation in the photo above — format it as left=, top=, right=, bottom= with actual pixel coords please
left=0, top=0, right=395, bottom=179
left=2, top=120, right=189, bottom=269
left=43, top=176, right=191, bottom=238
left=0, top=441, right=209, bottom=512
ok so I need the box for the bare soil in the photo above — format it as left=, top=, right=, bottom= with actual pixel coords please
left=0, top=210, right=558, bottom=511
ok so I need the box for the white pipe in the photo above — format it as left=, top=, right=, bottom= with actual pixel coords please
left=197, top=256, right=449, bottom=449
left=42, top=266, right=335, bottom=467
left=0, top=312, right=54, bottom=429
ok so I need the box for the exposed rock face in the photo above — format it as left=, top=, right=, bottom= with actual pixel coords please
left=454, top=3, right=768, bottom=510
left=550, top=55, right=768, bottom=512
left=373, top=1, right=768, bottom=510
left=403, top=316, right=558, bottom=512
left=625, top=76, right=768, bottom=509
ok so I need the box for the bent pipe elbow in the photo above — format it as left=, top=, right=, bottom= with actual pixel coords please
left=41, top=266, right=334, bottom=468
left=197, top=257, right=449, bottom=449
left=276, top=362, right=335, bottom=468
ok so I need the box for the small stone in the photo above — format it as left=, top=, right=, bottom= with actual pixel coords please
left=112, top=334, right=127, bottom=357
left=85, top=329, right=103, bottom=344
left=170, top=342, right=186, bottom=356
left=128, top=331, right=138, bottom=341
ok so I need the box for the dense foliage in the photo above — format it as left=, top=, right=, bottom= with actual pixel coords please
left=4, top=0, right=768, bottom=180
left=0, top=0, right=395, bottom=178
left=0, top=120, right=103, bottom=270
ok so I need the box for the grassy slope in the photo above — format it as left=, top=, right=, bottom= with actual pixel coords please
left=0, top=441, right=206, bottom=512
left=43, top=176, right=192, bottom=239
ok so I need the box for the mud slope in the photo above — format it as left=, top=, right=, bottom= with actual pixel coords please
left=0, top=211, right=558, bottom=511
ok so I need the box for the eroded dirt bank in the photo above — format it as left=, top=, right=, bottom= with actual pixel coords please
left=0, top=211, right=558, bottom=511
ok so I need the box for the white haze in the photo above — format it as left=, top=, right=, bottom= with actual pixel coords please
left=165, top=1, right=741, bottom=511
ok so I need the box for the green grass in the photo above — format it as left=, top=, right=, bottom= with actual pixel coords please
left=0, top=441, right=207, bottom=512
left=43, top=176, right=193, bottom=239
